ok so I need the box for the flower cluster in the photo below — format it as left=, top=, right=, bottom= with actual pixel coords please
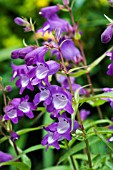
left=2, top=2, right=92, bottom=151
left=101, top=14, right=113, bottom=142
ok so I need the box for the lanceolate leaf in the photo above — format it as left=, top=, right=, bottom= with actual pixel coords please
left=94, top=129, right=113, bottom=152
left=69, top=46, right=113, bottom=78
left=58, top=137, right=100, bottom=164
left=42, top=166, right=70, bottom=170
left=17, top=125, right=44, bottom=135
left=79, top=91, right=113, bottom=105
left=0, top=161, right=30, bottom=170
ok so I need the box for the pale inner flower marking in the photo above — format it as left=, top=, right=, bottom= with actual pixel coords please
left=36, top=63, right=49, bottom=79
left=57, top=117, right=70, bottom=134
left=7, top=109, right=17, bottom=118
left=21, top=75, right=29, bottom=87
left=48, top=133, right=55, bottom=144
left=53, top=94, right=68, bottom=109
left=40, top=88, right=50, bottom=101
left=18, top=101, right=30, bottom=113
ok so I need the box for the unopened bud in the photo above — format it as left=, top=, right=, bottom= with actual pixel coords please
left=62, top=0, right=69, bottom=5
left=101, top=24, right=113, bottom=43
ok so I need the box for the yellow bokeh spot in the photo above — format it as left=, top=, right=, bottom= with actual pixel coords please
left=36, top=31, right=55, bottom=41
left=99, top=0, right=108, bottom=5
left=74, top=32, right=81, bottom=41
left=3, top=36, right=22, bottom=48
left=36, top=0, right=50, bottom=8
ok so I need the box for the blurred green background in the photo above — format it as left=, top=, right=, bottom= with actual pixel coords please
left=1, top=0, right=113, bottom=169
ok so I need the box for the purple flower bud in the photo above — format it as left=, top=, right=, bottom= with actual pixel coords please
left=101, top=24, right=113, bottom=43
left=62, top=0, right=69, bottom=5
left=11, top=131, right=20, bottom=141
left=5, top=85, right=12, bottom=92
left=80, top=109, right=90, bottom=121
left=14, top=17, right=28, bottom=26
left=14, top=17, right=32, bottom=32
left=0, top=151, right=13, bottom=163
left=11, top=46, right=35, bottom=59
left=39, top=6, right=59, bottom=19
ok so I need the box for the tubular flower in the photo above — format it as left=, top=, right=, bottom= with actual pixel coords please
left=41, top=113, right=79, bottom=150
left=0, top=151, right=13, bottom=163
left=11, top=46, right=36, bottom=59
left=46, top=85, right=74, bottom=117
left=37, top=6, right=73, bottom=34
left=4, top=96, right=35, bottom=124
left=28, top=60, right=60, bottom=86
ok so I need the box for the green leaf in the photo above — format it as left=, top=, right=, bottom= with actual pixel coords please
left=0, top=161, right=30, bottom=170
left=42, top=166, right=70, bottom=170
left=17, top=147, right=31, bottom=169
left=105, top=161, right=113, bottom=169
left=42, top=112, right=54, bottom=168
left=17, top=125, right=43, bottom=135
left=69, top=46, right=113, bottom=78
left=94, top=129, right=113, bottom=152
left=58, top=137, right=99, bottom=164
left=84, top=119, right=111, bottom=130
left=87, top=127, right=113, bottom=138
left=10, top=144, right=45, bottom=163
left=79, top=91, right=113, bottom=105
left=86, top=98, right=106, bottom=107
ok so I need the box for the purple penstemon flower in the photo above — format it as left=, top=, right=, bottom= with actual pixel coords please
left=41, top=113, right=79, bottom=150
left=11, top=46, right=36, bottom=59
left=50, top=39, right=83, bottom=64
left=15, top=68, right=34, bottom=94
left=4, top=95, right=35, bottom=124
left=46, top=85, right=74, bottom=117
left=11, top=63, right=27, bottom=81
left=11, top=63, right=34, bottom=94
left=28, top=60, right=60, bottom=86
left=0, top=151, right=13, bottom=163
left=33, top=83, right=51, bottom=106
left=25, top=46, right=48, bottom=66
left=34, top=84, right=73, bottom=118
left=60, top=39, right=83, bottom=64
left=37, top=6, right=73, bottom=34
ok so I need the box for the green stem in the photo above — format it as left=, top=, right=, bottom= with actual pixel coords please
left=77, top=112, right=92, bottom=168
left=58, top=47, right=74, bottom=96
left=65, top=140, right=77, bottom=170
left=78, top=40, right=103, bottom=119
